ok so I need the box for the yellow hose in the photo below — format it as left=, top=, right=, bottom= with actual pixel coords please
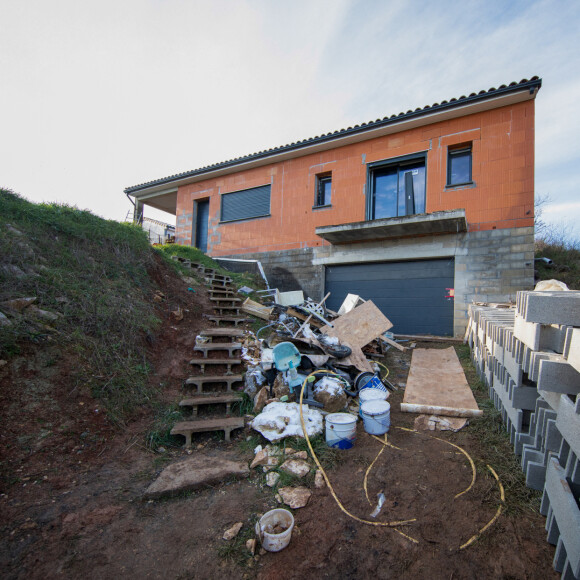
left=458, top=465, right=504, bottom=550
left=374, top=360, right=390, bottom=381
left=298, top=371, right=418, bottom=543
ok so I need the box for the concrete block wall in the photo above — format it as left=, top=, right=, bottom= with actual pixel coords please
left=219, top=248, right=322, bottom=300
left=468, top=290, right=580, bottom=578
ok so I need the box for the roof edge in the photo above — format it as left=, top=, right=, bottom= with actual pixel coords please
left=126, top=77, right=541, bottom=196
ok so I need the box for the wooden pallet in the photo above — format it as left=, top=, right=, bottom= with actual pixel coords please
left=171, top=417, right=245, bottom=445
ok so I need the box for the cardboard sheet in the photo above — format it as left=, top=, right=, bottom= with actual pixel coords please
left=401, top=347, right=482, bottom=417
left=321, top=301, right=393, bottom=348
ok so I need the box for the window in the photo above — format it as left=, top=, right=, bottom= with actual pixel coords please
left=367, top=154, right=426, bottom=220
left=315, top=174, right=332, bottom=207
left=220, top=184, right=271, bottom=223
left=447, top=144, right=472, bottom=186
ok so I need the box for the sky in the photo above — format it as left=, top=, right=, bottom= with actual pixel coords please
left=1, top=0, right=579, bottom=237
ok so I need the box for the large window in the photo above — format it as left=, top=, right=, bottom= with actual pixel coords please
left=447, top=144, right=472, bottom=186
left=367, top=154, right=426, bottom=220
left=314, top=173, right=332, bottom=207
left=220, top=184, right=271, bottom=223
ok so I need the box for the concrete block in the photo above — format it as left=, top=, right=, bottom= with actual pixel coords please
left=542, top=458, right=580, bottom=577
left=566, top=328, right=580, bottom=374
left=556, top=395, right=580, bottom=458
left=538, top=358, right=580, bottom=395
left=514, top=313, right=569, bottom=353
left=511, top=384, right=539, bottom=410
left=517, top=290, right=580, bottom=326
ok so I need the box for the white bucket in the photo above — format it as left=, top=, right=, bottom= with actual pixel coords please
left=358, top=388, right=388, bottom=418
left=361, top=400, right=391, bottom=435
left=255, top=509, right=295, bottom=552
left=325, top=413, right=357, bottom=449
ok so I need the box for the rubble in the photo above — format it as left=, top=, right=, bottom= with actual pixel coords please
left=280, top=458, right=311, bottom=477
left=278, top=486, right=312, bottom=508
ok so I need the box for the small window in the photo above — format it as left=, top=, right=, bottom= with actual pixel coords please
left=315, top=174, right=332, bottom=207
left=220, top=184, right=271, bottom=223
left=447, top=144, right=472, bottom=186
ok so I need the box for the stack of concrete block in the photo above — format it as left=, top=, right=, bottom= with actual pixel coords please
left=467, top=290, right=580, bottom=578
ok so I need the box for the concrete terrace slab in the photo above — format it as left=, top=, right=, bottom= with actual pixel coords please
left=315, top=209, right=467, bottom=245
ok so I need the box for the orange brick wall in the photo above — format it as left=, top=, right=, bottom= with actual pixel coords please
left=175, top=100, right=535, bottom=255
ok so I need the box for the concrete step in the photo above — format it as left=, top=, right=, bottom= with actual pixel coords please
left=212, top=307, right=241, bottom=316
left=199, top=327, right=244, bottom=337
left=209, top=296, right=242, bottom=304
left=204, top=315, right=252, bottom=327
left=189, top=358, right=242, bottom=375
left=193, top=342, right=241, bottom=358
left=179, top=393, right=242, bottom=417
left=171, top=417, right=245, bottom=446
left=184, top=374, right=243, bottom=393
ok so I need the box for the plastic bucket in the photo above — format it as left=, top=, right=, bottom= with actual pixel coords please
left=361, top=400, right=391, bottom=435
left=255, top=509, right=295, bottom=552
left=356, top=372, right=388, bottom=394
left=325, top=413, right=357, bottom=449
left=358, top=387, right=388, bottom=418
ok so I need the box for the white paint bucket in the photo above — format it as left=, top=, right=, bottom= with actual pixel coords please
left=255, top=508, right=295, bottom=552
left=325, top=412, right=357, bottom=449
left=361, top=400, right=391, bottom=435
left=358, top=387, right=388, bottom=418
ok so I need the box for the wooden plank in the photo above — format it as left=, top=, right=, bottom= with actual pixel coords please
left=241, top=298, right=273, bottom=321
left=321, top=301, right=393, bottom=348
left=380, top=335, right=407, bottom=352
left=401, top=347, right=482, bottom=417
left=287, top=308, right=324, bottom=328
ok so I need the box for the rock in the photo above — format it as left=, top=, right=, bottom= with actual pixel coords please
left=284, top=447, right=296, bottom=455
left=265, top=472, right=280, bottom=487
left=0, top=360, right=7, bottom=367
left=293, top=451, right=308, bottom=460
left=246, top=538, right=256, bottom=555
left=280, top=458, right=311, bottom=478
left=278, top=486, right=312, bottom=508
left=250, top=450, right=278, bottom=469
left=223, top=522, right=243, bottom=540
left=314, top=470, right=325, bottom=489
left=5, top=224, right=24, bottom=236
left=0, top=312, right=11, bottom=327
left=0, top=297, right=37, bottom=312
left=314, top=377, right=347, bottom=413
left=253, top=386, right=269, bottom=413
left=1, top=264, right=27, bottom=278
left=143, top=454, right=249, bottom=499
left=275, top=494, right=282, bottom=503
left=272, top=374, right=290, bottom=399
left=26, top=305, right=60, bottom=323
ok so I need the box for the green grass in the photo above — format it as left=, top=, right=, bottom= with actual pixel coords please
left=455, top=344, right=541, bottom=515
left=0, top=188, right=161, bottom=424
left=155, top=244, right=265, bottom=291
left=146, top=402, right=187, bottom=450
left=217, top=515, right=260, bottom=566
left=535, top=241, right=580, bottom=290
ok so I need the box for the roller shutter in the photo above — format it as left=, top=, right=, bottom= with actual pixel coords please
left=325, top=258, right=455, bottom=336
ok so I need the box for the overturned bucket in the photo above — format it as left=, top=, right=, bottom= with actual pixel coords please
left=255, top=508, right=295, bottom=552
left=361, top=400, right=391, bottom=435
left=325, top=413, right=357, bottom=449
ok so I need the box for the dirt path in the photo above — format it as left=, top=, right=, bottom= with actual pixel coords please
left=0, top=273, right=557, bottom=579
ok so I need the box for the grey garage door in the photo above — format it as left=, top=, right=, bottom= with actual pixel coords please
left=325, top=258, right=455, bottom=336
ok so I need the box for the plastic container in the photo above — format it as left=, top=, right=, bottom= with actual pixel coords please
left=355, top=372, right=388, bottom=393
left=360, top=400, right=391, bottom=435
left=325, top=413, right=357, bottom=449
left=358, top=387, right=388, bottom=418
left=255, top=509, right=295, bottom=552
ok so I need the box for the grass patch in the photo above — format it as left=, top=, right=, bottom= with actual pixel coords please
left=535, top=241, right=580, bottom=290
left=155, top=244, right=265, bottom=291
left=0, top=188, right=162, bottom=423
left=455, top=344, right=541, bottom=515
left=217, top=515, right=260, bottom=566
left=231, top=392, right=254, bottom=416
left=146, top=402, right=186, bottom=450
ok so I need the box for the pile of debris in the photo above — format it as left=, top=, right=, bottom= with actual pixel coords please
left=239, top=292, right=405, bottom=437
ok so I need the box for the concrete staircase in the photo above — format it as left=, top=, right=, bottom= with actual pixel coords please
left=170, top=263, right=249, bottom=446
left=467, top=290, right=580, bottom=578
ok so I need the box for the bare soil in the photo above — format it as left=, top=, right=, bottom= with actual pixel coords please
left=0, top=265, right=557, bottom=579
